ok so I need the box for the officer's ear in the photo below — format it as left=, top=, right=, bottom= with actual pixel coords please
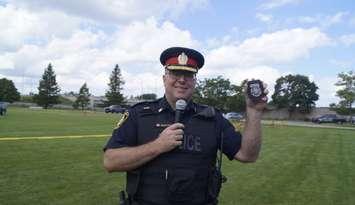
left=163, top=73, right=166, bottom=82
left=163, top=69, right=168, bottom=81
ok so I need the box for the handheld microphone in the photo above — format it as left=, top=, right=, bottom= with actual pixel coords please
left=175, top=99, right=187, bottom=123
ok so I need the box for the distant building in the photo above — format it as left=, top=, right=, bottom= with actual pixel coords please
left=61, top=94, right=156, bottom=109
left=61, top=94, right=107, bottom=109
left=89, top=96, right=107, bottom=108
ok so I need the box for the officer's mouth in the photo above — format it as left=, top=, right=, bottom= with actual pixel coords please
left=175, top=86, right=188, bottom=92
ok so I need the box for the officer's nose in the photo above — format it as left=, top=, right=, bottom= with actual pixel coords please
left=176, top=75, right=187, bottom=82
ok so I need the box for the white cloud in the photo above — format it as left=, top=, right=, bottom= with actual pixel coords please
left=205, top=28, right=330, bottom=69
left=7, top=0, right=209, bottom=23
left=0, top=4, right=85, bottom=52
left=322, top=12, right=348, bottom=27
left=259, top=0, right=301, bottom=10
left=0, top=53, right=14, bottom=69
left=0, top=18, right=197, bottom=96
left=1, top=0, right=203, bottom=97
left=256, top=13, right=273, bottom=23
left=350, top=17, right=355, bottom=27
left=0, top=4, right=39, bottom=51
left=297, top=16, right=317, bottom=24
left=297, top=12, right=348, bottom=28
left=313, top=76, right=338, bottom=107
left=330, top=59, right=354, bottom=69
left=198, top=28, right=331, bottom=103
left=123, top=72, right=165, bottom=98
left=339, top=34, right=355, bottom=46
left=0, top=1, right=342, bottom=108
left=107, top=18, right=199, bottom=65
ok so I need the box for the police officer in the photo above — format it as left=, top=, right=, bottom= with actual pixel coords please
left=103, top=47, right=268, bottom=205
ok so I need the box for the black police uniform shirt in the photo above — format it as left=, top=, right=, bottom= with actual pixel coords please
left=104, top=97, right=242, bottom=204
left=104, top=97, right=242, bottom=160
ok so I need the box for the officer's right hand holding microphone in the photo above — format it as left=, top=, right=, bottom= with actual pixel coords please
left=152, top=123, right=185, bottom=154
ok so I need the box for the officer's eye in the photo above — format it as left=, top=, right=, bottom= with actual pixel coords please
left=168, top=71, right=195, bottom=80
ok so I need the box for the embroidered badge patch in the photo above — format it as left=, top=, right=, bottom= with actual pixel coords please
left=116, top=111, right=129, bottom=128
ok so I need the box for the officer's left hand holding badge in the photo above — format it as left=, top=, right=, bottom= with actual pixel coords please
left=115, top=111, right=129, bottom=129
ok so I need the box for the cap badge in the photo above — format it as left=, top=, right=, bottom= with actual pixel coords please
left=177, top=52, right=188, bottom=65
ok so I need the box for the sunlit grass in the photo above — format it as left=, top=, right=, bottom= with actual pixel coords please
left=1, top=108, right=354, bottom=204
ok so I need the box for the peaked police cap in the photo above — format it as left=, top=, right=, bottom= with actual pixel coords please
left=160, top=47, right=204, bottom=73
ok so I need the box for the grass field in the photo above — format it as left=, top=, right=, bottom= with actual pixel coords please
left=1, top=107, right=355, bottom=205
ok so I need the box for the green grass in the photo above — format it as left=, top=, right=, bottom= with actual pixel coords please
left=0, top=107, right=119, bottom=137
left=1, top=108, right=355, bottom=204
left=0, top=138, right=125, bottom=205
left=220, top=127, right=355, bottom=205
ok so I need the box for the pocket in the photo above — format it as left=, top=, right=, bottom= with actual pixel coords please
left=167, top=169, right=196, bottom=203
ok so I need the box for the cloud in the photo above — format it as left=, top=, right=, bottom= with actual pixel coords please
left=321, top=12, right=348, bottom=28
left=297, top=12, right=349, bottom=28
left=256, top=13, right=273, bottom=23
left=312, top=76, right=338, bottom=107
left=205, top=28, right=331, bottom=69
left=6, top=0, right=209, bottom=23
left=0, top=4, right=85, bottom=52
left=198, top=28, right=331, bottom=102
left=297, top=16, right=317, bottom=24
left=259, top=0, right=301, bottom=10
left=0, top=4, right=40, bottom=51
left=350, top=17, right=355, bottom=27
left=339, top=34, right=355, bottom=46
left=330, top=59, right=354, bottom=69
left=0, top=53, right=14, bottom=69
left=0, top=17, right=198, bottom=96
left=0, top=1, right=339, bottom=108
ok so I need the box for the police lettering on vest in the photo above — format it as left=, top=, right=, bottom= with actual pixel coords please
left=179, top=134, right=202, bottom=152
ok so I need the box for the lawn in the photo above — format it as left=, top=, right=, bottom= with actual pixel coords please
left=0, top=107, right=119, bottom=137
left=1, top=107, right=354, bottom=205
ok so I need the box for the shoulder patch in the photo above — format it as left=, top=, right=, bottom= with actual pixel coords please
left=115, top=111, right=129, bottom=129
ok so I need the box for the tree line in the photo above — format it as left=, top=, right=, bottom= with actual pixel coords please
left=0, top=63, right=125, bottom=110
left=0, top=64, right=354, bottom=116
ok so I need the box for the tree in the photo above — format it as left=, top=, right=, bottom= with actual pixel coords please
left=193, top=76, right=244, bottom=111
left=0, top=78, right=21, bottom=102
left=33, top=63, right=61, bottom=109
left=225, top=80, right=247, bottom=112
left=272, top=74, right=319, bottom=114
left=73, top=83, right=91, bottom=110
left=105, top=64, right=125, bottom=105
left=333, top=70, right=355, bottom=116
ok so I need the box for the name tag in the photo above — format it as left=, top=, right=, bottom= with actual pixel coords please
left=155, top=123, right=171, bottom=128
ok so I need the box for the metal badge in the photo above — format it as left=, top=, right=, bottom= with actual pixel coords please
left=247, top=80, right=265, bottom=103
left=178, top=52, right=188, bottom=65
left=250, top=82, right=262, bottom=97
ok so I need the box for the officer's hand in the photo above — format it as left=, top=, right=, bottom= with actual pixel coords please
left=245, top=81, right=268, bottom=112
left=153, top=123, right=184, bottom=154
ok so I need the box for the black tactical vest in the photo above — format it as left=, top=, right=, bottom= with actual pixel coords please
left=126, top=102, right=219, bottom=205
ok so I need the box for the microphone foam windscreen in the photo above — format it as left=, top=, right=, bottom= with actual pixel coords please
left=175, top=99, right=187, bottom=111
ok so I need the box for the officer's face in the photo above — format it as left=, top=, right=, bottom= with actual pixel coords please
left=163, top=70, right=196, bottom=103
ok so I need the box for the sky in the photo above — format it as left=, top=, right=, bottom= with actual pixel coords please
left=0, top=0, right=354, bottom=106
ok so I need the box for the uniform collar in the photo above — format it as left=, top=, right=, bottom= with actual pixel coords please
left=158, top=96, right=196, bottom=113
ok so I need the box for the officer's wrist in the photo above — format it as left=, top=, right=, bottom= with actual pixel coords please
left=149, top=138, right=163, bottom=155
left=246, top=108, right=263, bottom=120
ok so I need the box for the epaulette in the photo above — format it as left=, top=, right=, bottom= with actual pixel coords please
left=195, top=104, right=216, bottom=118
left=131, top=100, right=159, bottom=114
